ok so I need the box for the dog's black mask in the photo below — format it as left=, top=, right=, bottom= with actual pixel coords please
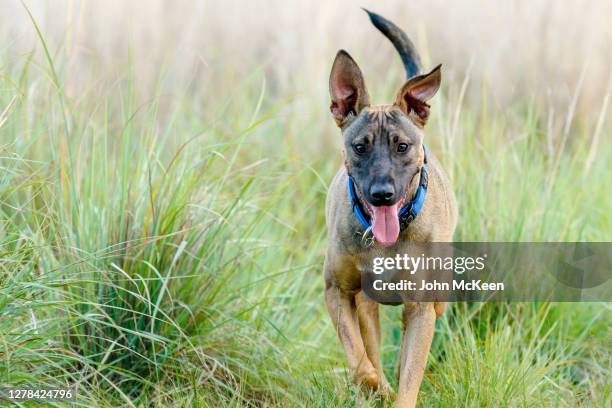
left=343, top=107, right=423, bottom=208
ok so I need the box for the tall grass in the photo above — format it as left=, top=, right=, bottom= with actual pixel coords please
left=1, top=1, right=611, bottom=407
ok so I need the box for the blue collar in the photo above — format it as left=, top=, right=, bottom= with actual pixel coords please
left=348, top=145, right=429, bottom=233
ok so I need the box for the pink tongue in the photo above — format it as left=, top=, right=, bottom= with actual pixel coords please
left=370, top=204, right=400, bottom=247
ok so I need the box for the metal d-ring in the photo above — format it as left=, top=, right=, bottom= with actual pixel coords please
left=361, top=226, right=375, bottom=248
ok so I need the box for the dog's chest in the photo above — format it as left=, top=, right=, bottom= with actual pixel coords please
left=354, top=242, right=414, bottom=274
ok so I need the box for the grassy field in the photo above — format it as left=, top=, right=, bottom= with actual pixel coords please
left=1, top=1, right=611, bottom=407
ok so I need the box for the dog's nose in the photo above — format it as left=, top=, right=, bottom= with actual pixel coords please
left=369, top=182, right=395, bottom=205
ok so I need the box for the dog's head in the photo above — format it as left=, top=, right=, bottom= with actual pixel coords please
left=329, top=50, right=441, bottom=246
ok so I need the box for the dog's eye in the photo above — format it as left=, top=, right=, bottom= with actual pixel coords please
left=397, top=143, right=409, bottom=153
left=353, top=144, right=366, bottom=154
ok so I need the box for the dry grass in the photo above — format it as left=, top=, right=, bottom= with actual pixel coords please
left=3, top=1, right=611, bottom=107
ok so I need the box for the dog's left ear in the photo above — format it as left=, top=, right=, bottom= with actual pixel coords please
left=395, top=65, right=441, bottom=127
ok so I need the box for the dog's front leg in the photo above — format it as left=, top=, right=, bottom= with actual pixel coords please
left=325, top=284, right=379, bottom=389
left=356, top=290, right=394, bottom=397
left=396, top=302, right=436, bottom=407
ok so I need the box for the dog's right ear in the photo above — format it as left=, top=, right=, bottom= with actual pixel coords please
left=329, top=50, right=370, bottom=127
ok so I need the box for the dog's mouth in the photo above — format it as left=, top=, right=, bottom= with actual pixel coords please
left=360, top=189, right=410, bottom=247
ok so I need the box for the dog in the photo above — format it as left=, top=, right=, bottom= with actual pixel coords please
left=323, top=9, right=457, bottom=407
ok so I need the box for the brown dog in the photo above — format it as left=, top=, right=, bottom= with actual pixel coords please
left=323, top=10, right=457, bottom=407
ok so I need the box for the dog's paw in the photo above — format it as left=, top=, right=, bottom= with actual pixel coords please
left=378, top=381, right=396, bottom=400
left=354, top=363, right=379, bottom=389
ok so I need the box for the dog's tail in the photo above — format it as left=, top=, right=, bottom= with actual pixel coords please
left=363, top=8, right=422, bottom=79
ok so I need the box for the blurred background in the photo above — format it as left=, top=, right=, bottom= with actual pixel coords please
left=0, top=1, right=610, bottom=406
left=3, top=0, right=611, bottom=120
